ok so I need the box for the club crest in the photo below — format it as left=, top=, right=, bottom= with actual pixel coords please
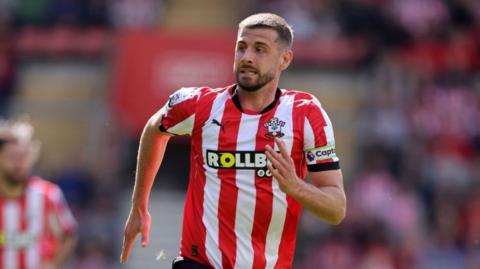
left=264, top=117, right=285, bottom=139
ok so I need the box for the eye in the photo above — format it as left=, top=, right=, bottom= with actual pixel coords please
left=255, top=46, right=267, bottom=53
left=236, top=44, right=246, bottom=52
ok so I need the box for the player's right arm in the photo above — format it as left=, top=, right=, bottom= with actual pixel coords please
left=120, top=111, right=172, bottom=263
left=120, top=87, right=200, bottom=263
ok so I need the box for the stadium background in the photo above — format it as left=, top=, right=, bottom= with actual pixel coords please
left=1, top=0, right=480, bottom=268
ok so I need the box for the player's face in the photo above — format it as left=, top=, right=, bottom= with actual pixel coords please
left=0, top=142, right=34, bottom=183
left=234, top=27, right=289, bottom=92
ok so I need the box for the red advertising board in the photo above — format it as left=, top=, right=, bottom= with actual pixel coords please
left=111, top=30, right=236, bottom=135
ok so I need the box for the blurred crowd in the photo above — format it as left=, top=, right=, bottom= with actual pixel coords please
left=1, top=0, right=480, bottom=268
left=250, top=0, right=480, bottom=69
left=0, top=0, right=164, bottom=29
left=297, top=66, right=480, bottom=268
left=248, top=0, right=480, bottom=268
left=0, top=1, right=150, bottom=267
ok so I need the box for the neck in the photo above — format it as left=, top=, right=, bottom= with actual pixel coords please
left=237, top=83, right=278, bottom=113
left=0, top=177, right=26, bottom=199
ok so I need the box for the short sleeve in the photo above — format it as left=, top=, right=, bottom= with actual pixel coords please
left=48, top=186, right=77, bottom=236
left=303, top=96, right=340, bottom=172
left=158, top=87, right=200, bottom=136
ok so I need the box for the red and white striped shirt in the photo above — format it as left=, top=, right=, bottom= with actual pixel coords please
left=160, top=85, right=339, bottom=269
left=0, top=177, right=77, bottom=269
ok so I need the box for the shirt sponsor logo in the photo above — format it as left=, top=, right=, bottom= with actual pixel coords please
left=0, top=231, right=37, bottom=249
left=306, top=144, right=337, bottom=164
left=206, top=150, right=272, bottom=177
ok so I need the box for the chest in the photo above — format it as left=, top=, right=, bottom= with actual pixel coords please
left=0, top=195, right=46, bottom=249
left=200, top=111, right=295, bottom=150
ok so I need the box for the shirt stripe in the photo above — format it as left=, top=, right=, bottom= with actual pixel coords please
left=274, top=197, right=302, bottom=269
left=26, top=185, right=43, bottom=269
left=201, top=90, right=230, bottom=268
left=180, top=88, right=217, bottom=266
left=218, top=100, right=242, bottom=268
left=250, top=109, right=277, bottom=269
left=291, top=93, right=307, bottom=180
left=274, top=93, right=308, bottom=269
left=234, top=113, right=260, bottom=269
left=303, top=119, right=315, bottom=150
left=264, top=94, right=295, bottom=269
left=5, top=201, right=19, bottom=269
left=18, top=195, right=27, bottom=269
left=306, top=102, right=327, bottom=147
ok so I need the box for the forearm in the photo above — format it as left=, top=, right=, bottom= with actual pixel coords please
left=131, top=118, right=171, bottom=210
left=288, top=179, right=346, bottom=224
left=265, top=140, right=346, bottom=225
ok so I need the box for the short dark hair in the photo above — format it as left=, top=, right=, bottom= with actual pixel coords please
left=238, top=13, right=294, bottom=48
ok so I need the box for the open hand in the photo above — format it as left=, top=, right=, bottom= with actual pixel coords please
left=265, top=138, right=301, bottom=194
left=120, top=208, right=151, bottom=263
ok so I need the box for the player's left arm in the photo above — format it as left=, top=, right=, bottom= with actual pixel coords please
left=49, top=233, right=77, bottom=269
left=47, top=186, right=78, bottom=269
left=266, top=138, right=346, bottom=225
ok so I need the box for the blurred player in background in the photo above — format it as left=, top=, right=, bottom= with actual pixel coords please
left=0, top=118, right=77, bottom=269
left=121, top=13, right=346, bottom=269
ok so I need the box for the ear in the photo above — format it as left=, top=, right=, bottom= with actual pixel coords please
left=279, top=49, right=293, bottom=71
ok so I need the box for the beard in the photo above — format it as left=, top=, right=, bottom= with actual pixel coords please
left=0, top=169, right=28, bottom=185
left=235, top=67, right=275, bottom=92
